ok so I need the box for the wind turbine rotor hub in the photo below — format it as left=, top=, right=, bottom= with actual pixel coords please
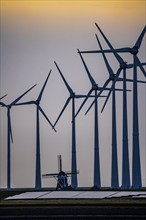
left=36, top=100, right=40, bottom=105
left=120, top=62, right=127, bottom=69
left=7, top=105, right=11, bottom=109
left=93, top=84, right=98, bottom=90
left=71, top=92, right=75, bottom=98
left=110, top=74, right=115, bottom=80
left=130, top=46, right=138, bottom=55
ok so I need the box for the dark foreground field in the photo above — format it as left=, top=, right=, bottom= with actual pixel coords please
left=0, top=190, right=146, bottom=219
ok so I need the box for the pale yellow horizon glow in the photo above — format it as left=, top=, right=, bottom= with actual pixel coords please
left=2, top=0, right=145, bottom=26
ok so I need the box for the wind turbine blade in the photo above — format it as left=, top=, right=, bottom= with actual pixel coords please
left=14, top=101, right=35, bottom=106
left=78, top=49, right=96, bottom=86
left=75, top=94, right=95, bottom=98
left=79, top=48, right=131, bottom=54
left=54, top=97, right=71, bottom=128
left=75, top=89, right=93, bottom=118
left=85, top=78, right=111, bottom=115
left=85, top=99, right=95, bottom=115
left=95, top=34, right=114, bottom=77
left=0, top=94, right=7, bottom=100
left=101, top=68, right=122, bottom=113
left=141, top=62, right=146, bottom=66
left=136, top=56, right=146, bottom=77
left=126, top=64, right=134, bottom=69
left=95, top=23, right=125, bottom=64
left=9, top=117, right=13, bottom=144
left=8, top=109, right=13, bottom=143
left=0, top=101, right=6, bottom=106
left=134, top=26, right=146, bottom=49
left=11, top=84, right=37, bottom=105
left=54, top=61, right=73, bottom=94
left=38, top=105, right=56, bottom=132
left=79, top=49, right=114, bottom=54
left=125, top=78, right=146, bottom=83
left=126, top=62, right=146, bottom=69
left=37, top=70, right=51, bottom=102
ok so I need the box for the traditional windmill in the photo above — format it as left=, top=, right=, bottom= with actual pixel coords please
left=42, top=155, right=79, bottom=190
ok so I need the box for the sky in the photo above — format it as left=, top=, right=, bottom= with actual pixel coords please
left=0, top=0, right=146, bottom=189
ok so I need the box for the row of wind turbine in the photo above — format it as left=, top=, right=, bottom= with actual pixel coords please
left=78, top=24, right=146, bottom=189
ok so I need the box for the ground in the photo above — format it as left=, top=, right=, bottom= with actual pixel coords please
left=0, top=189, right=146, bottom=219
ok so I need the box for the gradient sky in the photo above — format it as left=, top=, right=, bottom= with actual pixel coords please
left=0, top=0, right=146, bottom=188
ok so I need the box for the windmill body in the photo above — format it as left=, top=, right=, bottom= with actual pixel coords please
left=42, top=155, right=78, bottom=190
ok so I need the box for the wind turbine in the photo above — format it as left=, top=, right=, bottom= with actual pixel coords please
left=53, top=61, right=95, bottom=189
left=81, top=24, right=146, bottom=188
left=0, top=94, right=7, bottom=189
left=1, top=85, right=36, bottom=191
left=75, top=51, right=126, bottom=188
left=15, top=70, right=56, bottom=190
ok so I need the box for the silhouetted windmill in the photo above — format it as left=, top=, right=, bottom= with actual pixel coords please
left=15, top=71, right=56, bottom=190
left=1, top=85, right=36, bottom=190
left=80, top=24, right=146, bottom=189
left=43, top=155, right=79, bottom=190
left=53, top=61, right=94, bottom=189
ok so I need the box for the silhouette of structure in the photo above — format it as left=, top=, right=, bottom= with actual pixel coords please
left=1, top=85, right=36, bottom=190
left=42, top=155, right=79, bottom=190
left=15, top=71, right=56, bottom=190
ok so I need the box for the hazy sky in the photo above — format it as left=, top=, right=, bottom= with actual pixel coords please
left=0, top=0, right=146, bottom=188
